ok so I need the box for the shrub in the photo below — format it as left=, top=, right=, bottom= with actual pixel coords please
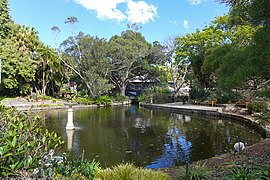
left=247, top=101, right=268, bottom=112
left=254, top=169, right=270, bottom=179
left=178, top=161, right=210, bottom=180
left=26, top=151, right=100, bottom=179
left=0, top=107, right=63, bottom=177
left=95, top=95, right=112, bottom=105
left=138, top=86, right=173, bottom=104
left=94, top=163, right=170, bottom=180
left=205, top=90, right=243, bottom=104
left=227, top=167, right=251, bottom=180
left=112, top=93, right=128, bottom=103
left=226, top=167, right=270, bottom=180
left=255, top=112, right=270, bottom=127
left=76, top=97, right=94, bottom=105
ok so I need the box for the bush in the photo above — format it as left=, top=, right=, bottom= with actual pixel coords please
left=205, top=90, right=243, bottom=104
left=95, top=95, right=112, bottom=105
left=227, top=167, right=270, bottom=180
left=94, top=163, right=170, bottom=180
left=247, top=101, right=268, bottom=112
left=178, top=161, right=210, bottom=180
left=41, top=153, right=100, bottom=180
left=76, top=97, right=94, bottom=105
left=0, top=107, right=63, bottom=177
left=138, top=86, right=173, bottom=104
left=112, top=93, right=128, bottom=103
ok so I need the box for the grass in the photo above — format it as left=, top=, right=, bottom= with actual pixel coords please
left=177, top=161, right=211, bottom=180
left=94, top=163, right=170, bottom=180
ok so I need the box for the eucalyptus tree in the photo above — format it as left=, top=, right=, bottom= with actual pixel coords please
left=60, top=32, right=112, bottom=97
left=107, top=30, right=149, bottom=96
left=52, top=17, right=113, bottom=97
left=163, top=35, right=190, bottom=98
left=144, top=41, right=168, bottom=84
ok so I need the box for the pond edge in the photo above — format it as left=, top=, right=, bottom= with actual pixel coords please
left=140, top=103, right=270, bottom=138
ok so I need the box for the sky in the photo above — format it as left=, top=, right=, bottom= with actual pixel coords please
left=9, top=0, right=229, bottom=47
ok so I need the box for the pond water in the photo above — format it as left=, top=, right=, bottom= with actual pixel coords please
left=44, top=105, right=263, bottom=168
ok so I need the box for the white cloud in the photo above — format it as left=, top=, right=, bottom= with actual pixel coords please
left=183, top=20, right=189, bottom=29
left=126, top=0, right=158, bottom=24
left=187, top=0, right=205, bottom=5
left=73, top=0, right=158, bottom=24
left=169, top=20, right=177, bottom=25
left=73, top=0, right=127, bottom=21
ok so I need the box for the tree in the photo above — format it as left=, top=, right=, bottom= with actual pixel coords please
left=61, top=32, right=112, bottom=97
left=0, top=0, right=12, bottom=38
left=107, top=30, right=149, bottom=96
left=32, top=44, right=61, bottom=96
left=144, top=41, right=168, bottom=85
left=175, top=23, right=227, bottom=97
left=211, top=1, right=270, bottom=97
left=0, top=24, right=41, bottom=95
left=163, top=35, right=190, bottom=98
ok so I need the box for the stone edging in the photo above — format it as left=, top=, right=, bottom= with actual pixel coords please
left=140, top=103, right=270, bottom=138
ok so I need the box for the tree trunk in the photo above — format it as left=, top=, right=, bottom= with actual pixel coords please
left=121, top=83, right=126, bottom=96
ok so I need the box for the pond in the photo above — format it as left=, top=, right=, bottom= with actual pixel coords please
left=44, top=105, right=263, bottom=168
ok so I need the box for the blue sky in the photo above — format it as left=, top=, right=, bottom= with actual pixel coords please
left=9, top=0, right=229, bottom=47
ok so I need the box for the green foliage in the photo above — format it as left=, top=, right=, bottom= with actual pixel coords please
left=108, top=30, right=150, bottom=96
left=255, top=112, right=270, bottom=128
left=112, top=93, right=128, bottom=103
left=254, top=89, right=270, bottom=99
left=95, top=95, right=112, bottom=105
left=226, top=167, right=270, bottom=180
left=28, top=151, right=100, bottom=179
left=76, top=97, right=94, bottom=105
left=0, top=107, right=63, bottom=177
left=60, top=32, right=113, bottom=97
left=227, top=167, right=251, bottom=180
left=254, top=169, right=270, bottom=180
left=138, top=86, right=173, bottom=104
left=178, top=161, right=210, bottom=180
left=205, top=90, right=243, bottom=103
left=94, top=163, right=170, bottom=180
left=207, top=1, right=269, bottom=96
left=0, top=0, right=12, bottom=38
left=53, top=154, right=100, bottom=179
left=247, top=101, right=268, bottom=112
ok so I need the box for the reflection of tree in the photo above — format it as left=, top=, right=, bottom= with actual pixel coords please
left=146, top=113, right=192, bottom=168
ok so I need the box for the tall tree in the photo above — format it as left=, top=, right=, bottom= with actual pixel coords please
left=0, top=24, right=41, bottom=95
left=212, top=0, right=270, bottom=97
left=107, top=30, right=149, bottom=96
left=0, top=0, right=12, bottom=38
left=32, top=44, right=61, bottom=96
left=61, top=32, right=112, bottom=97
left=164, top=35, right=190, bottom=98
left=175, top=23, right=227, bottom=97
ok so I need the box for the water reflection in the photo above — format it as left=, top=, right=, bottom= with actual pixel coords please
left=66, top=129, right=74, bottom=151
left=44, top=105, right=263, bottom=168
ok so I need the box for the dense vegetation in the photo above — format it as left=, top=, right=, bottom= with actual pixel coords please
left=1, top=0, right=269, bottom=102
left=0, top=0, right=270, bottom=178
